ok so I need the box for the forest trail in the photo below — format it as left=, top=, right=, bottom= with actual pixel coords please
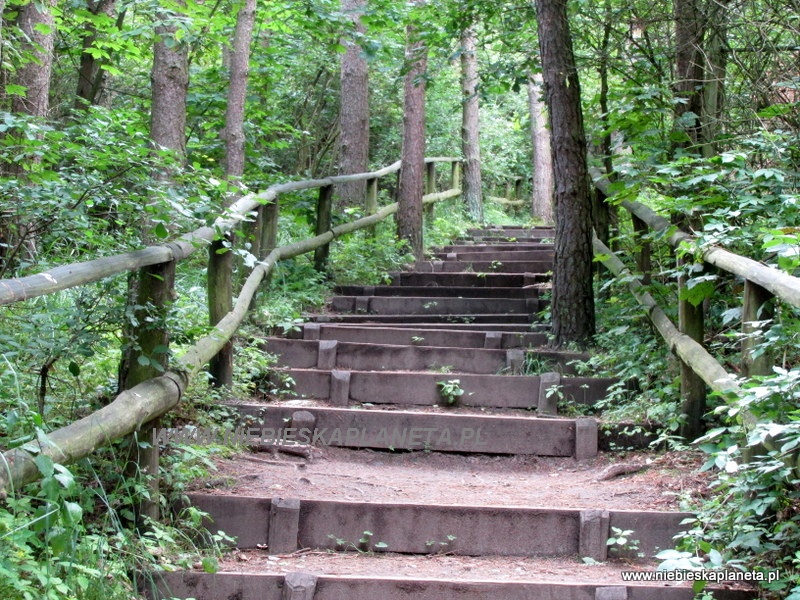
left=150, top=227, right=755, bottom=600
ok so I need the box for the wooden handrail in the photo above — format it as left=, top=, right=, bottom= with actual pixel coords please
left=0, top=157, right=462, bottom=306
left=591, top=167, right=800, bottom=309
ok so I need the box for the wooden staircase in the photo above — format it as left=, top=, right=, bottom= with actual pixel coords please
left=149, top=226, right=755, bottom=600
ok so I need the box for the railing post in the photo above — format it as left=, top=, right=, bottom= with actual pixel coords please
left=678, top=258, right=706, bottom=441
left=314, top=185, right=334, bottom=272
left=208, top=235, right=234, bottom=388
left=631, top=214, right=652, bottom=286
left=514, top=177, right=523, bottom=201
left=261, top=198, right=280, bottom=257
left=366, top=178, right=378, bottom=236
left=424, top=161, right=436, bottom=221
left=123, top=258, right=176, bottom=522
left=451, top=160, right=462, bottom=191
left=741, top=280, right=774, bottom=377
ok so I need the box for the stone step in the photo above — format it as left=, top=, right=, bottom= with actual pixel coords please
left=309, top=322, right=549, bottom=332
left=261, top=337, right=587, bottom=376
left=467, top=227, right=554, bottom=237
left=333, top=285, right=540, bottom=298
left=386, top=272, right=548, bottom=287
left=310, top=313, right=537, bottom=325
left=288, top=323, right=549, bottom=348
left=153, top=564, right=755, bottom=600
left=329, top=296, right=544, bottom=315
left=235, top=404, right=598, bottom=457
left=263, top=368, right=612, bottom=411
left=414, top=260, right=552, bottom=274
left=468, top=235, right=552, bottom=243
left=433, top=250, right=554, bottom=262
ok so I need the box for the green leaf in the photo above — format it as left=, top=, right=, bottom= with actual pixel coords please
left=137, top=355, right=151, bottom=366
left=62, top=501, right=83, bottom=525
left=5, top=84, right=27, bottom=96
left=68, top=361, right=81, bottom=377
left=201, top=557, right=219, bottom=573
left=154, top=222, right=169, bottom=239
left=35, top=454, right=54, bottom=478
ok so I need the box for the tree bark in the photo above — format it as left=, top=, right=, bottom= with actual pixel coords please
left=535, top=0, right=595, bottom=348
left=700, top=0, right=728, bottom=158
left=223, top=0, right=257, bottom=181
left=397, top=7, right=427, bottom=262
left=337, top=0, right=370, bottom=207
left=673, top=0, right=704, bottom=148
left=460, top=26, right=483, bottom=222
left=527, top=72, right=553, bottom=225
left=75, top=0, right=118, bottom=107
left=150, top=3, right=189, bottom=160
left=11, top=0, right=56, bottom=118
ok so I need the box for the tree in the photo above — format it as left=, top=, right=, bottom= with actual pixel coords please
left=527, top=71, right=553, bottom=225
left=535, top=0, right=595, bottom=348
left=223, top=0, right=258, bottom=181
left=672, top=0, right=704, bottom=148
left=9, top=0, right=56, bottom=118
left=337, top=0, right=370, bottom=206
left=396, top=1, right=427, bottom=262
left=149, top=3, right=189, bottom=161
left=460, top=25, right=483, bottom=221
left=75, top=0, right=118, bottom=107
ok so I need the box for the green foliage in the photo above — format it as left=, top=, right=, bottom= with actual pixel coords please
left=436, top=379, right=465, bottom=405
left=328, top=220, right=413, bottom=285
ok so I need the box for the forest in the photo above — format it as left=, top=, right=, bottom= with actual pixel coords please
left=0, top=0, right=799, bottom=598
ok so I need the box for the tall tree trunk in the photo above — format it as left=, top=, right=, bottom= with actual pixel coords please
left=222, top=0, right=257, bottom=181
left=535, top=0, right=595, bottom=349
left=75, top=0, right=118, bottom=107
left=527, top=72, right=553, bottom=225
left=397, top=7, right=427, bottom=262
left=150, top=3, right=189, bottom=160
left=700, top=0, right=728, bottom=158
left=337, top=0, right=370, bottom=207
left=673, top=0, right=704, bottom=148
left=10, top=0, right=55, bottom=118
left=460, top=26, right=483, bottom=222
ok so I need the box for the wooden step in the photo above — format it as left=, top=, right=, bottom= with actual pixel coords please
left=261, top=337, right=587, bottom=376
left=186, top=494, right=689, bottom=558
left=153, top=566, right=755, bottom=600
left=267, top=367, right=612, bottom=410
left=433, top=250, right=554, bottom=262
left=288, top=323, right=549, bottom=348
left=414, top=260, right=553, bottom=274
left=234, top=404, right=599, bottom=456
left=329, top=296, right=543, bottom=315
left=333, top=285, right=539, bottom=298
left=441, top=242, right=554, bottom=252
left=310, top=313, right=538, bottom=325
left=385, top=272, right=547, bottom=287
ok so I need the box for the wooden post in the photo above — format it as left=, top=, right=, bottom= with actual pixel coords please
left=678, top=259, right=706, bottom=441
left=514, top=177, right=522, bottom=200
left=631, top=214, right=652, bottom=286
left=424, top=162, right=436, bottom=221
left=451, top=160, right=462, bottom=191
left=366, top=178, right=378, bottom=236
left=123, top=259, right=176, bottom=522
left=314, top=185, right=334, bottom=272
left=208, top=235, right=234, bottom=388
left=261, top=198, right=280, bottom=256
left=741, top=280, right=774, bottom=377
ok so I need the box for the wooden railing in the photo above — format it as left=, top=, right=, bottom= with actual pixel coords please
left=591, top=167, right=800, bottom=439
left=0, top=157, right=463, bottom=501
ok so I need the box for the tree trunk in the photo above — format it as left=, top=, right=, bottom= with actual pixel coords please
left=396, top=10, right=427, bottom=262
left=527, top=72, right=553, bottom=225
left=700, top=0, right=728, bottom=158
left=673, top=0, right=704, bottom=148
left=337, top=0, right=370, bottom=207
left=460, top=26, right=483, bottom=222
left=535, top=0, right=595, bottom=348
left=223, top=0, right=257, bottom=181
left=75, top=0, right=118, bottom=107
left=150, top=3, right=189, bottom=160
left=10, top=0, right=56, bottom=118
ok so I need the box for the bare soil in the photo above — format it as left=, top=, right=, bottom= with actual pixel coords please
left=191, top=446, right=711, bottom=512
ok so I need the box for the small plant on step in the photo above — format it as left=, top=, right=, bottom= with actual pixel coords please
left=327, top=531, right=388, bottom=553
left=437, top=379, right=465, bottom=405
left=607, top=527, right=643, bottom=558
left=411, top=336, right=426, bottom=345
left=425, top=534, right=457, bottom=554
